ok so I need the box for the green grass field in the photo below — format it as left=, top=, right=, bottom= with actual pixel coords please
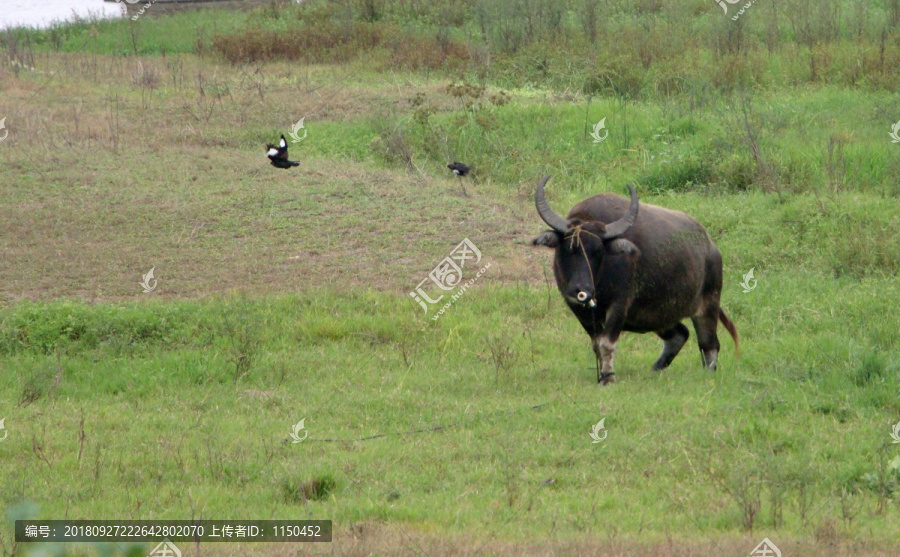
left=2, top=1, right=900, bottom=555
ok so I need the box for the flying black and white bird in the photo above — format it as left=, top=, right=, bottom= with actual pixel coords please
left=447, top=161, right=470, bottom=196
left=266, top=135, right=300, bottom=169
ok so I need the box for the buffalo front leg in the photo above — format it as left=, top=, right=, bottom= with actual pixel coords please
left=591, top=333, right=620, bottom=385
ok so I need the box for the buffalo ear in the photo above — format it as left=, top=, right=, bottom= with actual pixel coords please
left=605, top=238, right=639, bottom=257
left=532, top=230, right=561, bottom=248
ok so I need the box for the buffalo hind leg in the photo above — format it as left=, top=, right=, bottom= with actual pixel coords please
left=591, top=333, right=619, bottom=385
left=652, top=323, right=690, bottom=371
left=691, top=309, right=721, bottom=371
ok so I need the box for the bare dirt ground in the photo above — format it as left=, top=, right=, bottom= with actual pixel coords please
left=0, top=57, right=549, bottom=302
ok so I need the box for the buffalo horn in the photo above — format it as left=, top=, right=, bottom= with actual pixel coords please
left=534, top=175, right=569, bottom=234
left=602, top=184, right=639, bottom=239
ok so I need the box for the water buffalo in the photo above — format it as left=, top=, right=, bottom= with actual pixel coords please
left=531, top=175, right=738, bottom=384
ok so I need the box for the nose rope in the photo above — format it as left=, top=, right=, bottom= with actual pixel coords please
left=567, top=224, right=598, bottom=302
left=567, top=225, right=602, bottom=383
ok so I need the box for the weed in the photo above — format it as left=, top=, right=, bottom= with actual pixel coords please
left=221, top=296, right=263, bottom=382
left=282, top=474, right=337, bottom=503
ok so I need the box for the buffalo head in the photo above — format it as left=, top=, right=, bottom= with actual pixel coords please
left=531, top=175, right=639, bottom=309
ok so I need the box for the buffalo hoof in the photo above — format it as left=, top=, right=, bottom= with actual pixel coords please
left=598, top=372, right=616, bottom=385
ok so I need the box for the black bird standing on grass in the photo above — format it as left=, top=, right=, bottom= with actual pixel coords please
left=266, top=135, right=300, bottom=169
left=447, top=161, right=470, bottom=196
